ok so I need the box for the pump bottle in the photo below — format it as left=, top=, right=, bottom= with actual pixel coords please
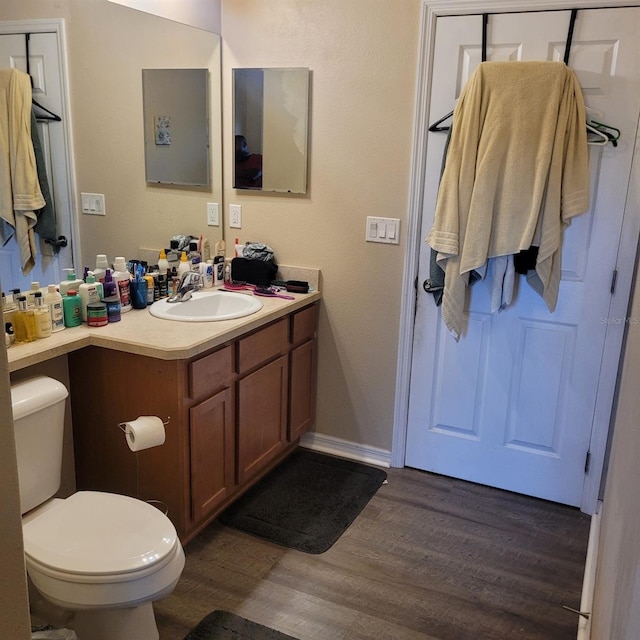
left=79, top=272, right=104, bottom=322
left=13, top=296, right=37, bottom=343
left=59, top=269, right=84, bottom=296
left=33, top=292, right=52, bottom=338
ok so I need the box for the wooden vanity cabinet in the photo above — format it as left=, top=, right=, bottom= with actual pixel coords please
left=69, top=302, right=318, bottom=542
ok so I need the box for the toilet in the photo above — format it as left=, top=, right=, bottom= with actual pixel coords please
left=11, top=376, right=185, bottom=640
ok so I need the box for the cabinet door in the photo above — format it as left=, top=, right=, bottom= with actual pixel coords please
left=190, top=387, right=235, bottom=523
left=237, top=355, right=288, bottom=483
left=289, top=339, right=316, bottom=441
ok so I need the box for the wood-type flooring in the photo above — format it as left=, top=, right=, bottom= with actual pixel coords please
left=155, top=463, right=590, bottom=640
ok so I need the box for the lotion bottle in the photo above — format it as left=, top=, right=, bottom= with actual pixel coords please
left=112, top=257, right=132, bottom=313
left=33, top=292, right=52, bottom=338
left=79, top=272, right=104, bottom=322
left=59, top=269, right=83, bottom=297
left=158, top=249, right=169, bottom=275
left=44, top=285, right=65, bottom=332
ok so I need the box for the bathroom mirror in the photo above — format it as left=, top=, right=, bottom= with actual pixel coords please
left=142, top=68, right=210, bottom=186
left=233, top=67, right=310, bottom=194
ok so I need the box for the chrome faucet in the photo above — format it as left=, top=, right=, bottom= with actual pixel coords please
left=166, top=270, right=203, bottom=303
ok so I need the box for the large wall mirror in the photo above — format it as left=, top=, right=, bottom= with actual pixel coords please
left=142, top=68, right=210, bottom=186
left=2, top=0, right=224, bottom=270
left=233, top=67, right=310, bottom=194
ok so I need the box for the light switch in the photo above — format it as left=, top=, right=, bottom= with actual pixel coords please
left=365, top=216, right=400, bottom=244
left=81, top=192, right=106, bottom=216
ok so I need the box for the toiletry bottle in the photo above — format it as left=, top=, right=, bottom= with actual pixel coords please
left=102, top=269, right=117, bottom=298
left=158, top=249, right=169, bottom=275
left=62, top=290, right=83, bottom=328
left=213, top=255, right=224, bottom=286
left=79, top=272, right=104, bottom=322
left=59, top=269, right=84, bottom=296
left=33, top=292, right=52, bottom=339
left=44, top=285, right=65, bottom=332
left=177, top=251, right=190, bottom=278
left=2, top=291, right=17, bottom=327
left=143, top=271, right=155, bottom=304
left=26, top=281, right=43, bottom=306
left=14, top=296, right=37, bottom=343
left=5, top=322, right=14, bottom=348
left=94, top=254, right=110, bottom=283
left=202, top=238, right=211, bottom=262
left=200, top=260, right=214, bottom=288
left=112, top=256, right=132, bottom=313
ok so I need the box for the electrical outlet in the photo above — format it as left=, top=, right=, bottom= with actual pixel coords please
left=229, top=204, right=242, bottom=228
left=207, top=202, right=219, bottom=226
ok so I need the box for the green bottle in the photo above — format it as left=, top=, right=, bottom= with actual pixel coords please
left=63, top=289, right=83, bottom=328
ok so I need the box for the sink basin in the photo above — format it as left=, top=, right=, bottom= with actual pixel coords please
left=148, top=290, right=263, bottom=322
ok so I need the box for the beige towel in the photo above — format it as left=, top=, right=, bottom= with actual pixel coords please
left=0, top=68, right=45, bottom=274
left=427, top=61, right=589, bottom=338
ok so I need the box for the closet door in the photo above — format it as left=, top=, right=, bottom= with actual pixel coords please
left=0, top=30, right=74, bottom=291
left=406, top=8, right=640, bottom=508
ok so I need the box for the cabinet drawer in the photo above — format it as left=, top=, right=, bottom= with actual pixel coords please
left=189, top=345, right=233, bottom=399
left=292, top=304, right=318, bottom=346
left=237, top=319, right=288, bottom=374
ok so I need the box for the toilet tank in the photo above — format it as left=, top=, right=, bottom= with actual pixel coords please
left=11, top=376, right=69, bottom=515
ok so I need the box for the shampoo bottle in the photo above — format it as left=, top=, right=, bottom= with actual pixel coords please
left=44, top=285, right=65, bottom=332
left=14, top=296, right=37, bottom=343
left=112, top=257, right=132, bottom=313
left=79, top=272, right=104, bottom=322
left=33, top=292, right=52, bottom=338
left=63, top=290, right=83, bottom=327
left=103, top=269, right=117, bottom=298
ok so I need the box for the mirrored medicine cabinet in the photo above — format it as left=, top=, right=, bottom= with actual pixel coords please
left=233, top=67, right=310, bottom=194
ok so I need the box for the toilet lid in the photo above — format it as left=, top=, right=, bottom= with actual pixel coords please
left=23, top=491, right=178, bottom=576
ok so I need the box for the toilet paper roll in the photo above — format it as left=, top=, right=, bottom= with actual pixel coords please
left=124, top=416, right=166, bottom=452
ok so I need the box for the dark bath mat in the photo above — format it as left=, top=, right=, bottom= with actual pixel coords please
left=184, top=610, right=299, bottom=640
left=218, top=448, right=387, bottom=554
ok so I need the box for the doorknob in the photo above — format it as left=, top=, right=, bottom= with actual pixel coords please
left=44, top=235, right=68, bottom=249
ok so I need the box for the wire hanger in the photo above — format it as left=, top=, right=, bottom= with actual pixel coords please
left=25, top=33, right=62, bottom=122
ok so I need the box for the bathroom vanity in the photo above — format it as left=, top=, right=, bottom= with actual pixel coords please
left=8, top=291, right=320, bottom=544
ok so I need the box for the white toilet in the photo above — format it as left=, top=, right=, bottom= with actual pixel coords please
left=11, top=376, right=185, bottom=640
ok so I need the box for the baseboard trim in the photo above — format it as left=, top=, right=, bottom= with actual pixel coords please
left=299, top=432, right=391, bottom=468
left=577, top=502, right=602, bottom=640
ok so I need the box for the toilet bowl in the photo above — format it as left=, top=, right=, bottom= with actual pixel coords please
left=12, top=376, right=185, bottom=640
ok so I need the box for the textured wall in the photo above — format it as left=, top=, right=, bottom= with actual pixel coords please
left=222, top=0, right=421, bottom=451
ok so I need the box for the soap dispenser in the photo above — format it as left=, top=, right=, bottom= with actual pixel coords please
left=79, top=272, right=104, bottom=322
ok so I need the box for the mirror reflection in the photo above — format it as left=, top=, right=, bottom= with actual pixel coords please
left=233, top=68, right=310, bottom=194
left=142, top=68, right=210, bottom=187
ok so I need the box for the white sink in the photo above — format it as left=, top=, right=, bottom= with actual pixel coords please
left=148, top=290, right=263, bottom=322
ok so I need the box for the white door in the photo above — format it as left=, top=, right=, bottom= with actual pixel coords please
left=406, top=8, right=640, bottom=507
left=0, top=29, right=74, bottom=293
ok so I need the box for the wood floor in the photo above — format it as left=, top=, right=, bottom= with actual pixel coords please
left=154, top=463, right=590, bottom=640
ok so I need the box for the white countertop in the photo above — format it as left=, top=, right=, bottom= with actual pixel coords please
left=7, top=289, right=321, bottom=372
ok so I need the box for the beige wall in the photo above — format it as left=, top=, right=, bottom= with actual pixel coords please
left=591, top=275, right=640, bottom=636
left=222, top=0, right=420, bottom=450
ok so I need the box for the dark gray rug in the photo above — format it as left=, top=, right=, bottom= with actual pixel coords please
left=184, top=610, right=299, bottom=640
left=218, top=449, right=387, bottom=554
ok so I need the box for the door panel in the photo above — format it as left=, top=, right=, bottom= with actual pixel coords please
left=0, top=30, right=73, bottom=292
left=406, top=8, right=640, bottom=506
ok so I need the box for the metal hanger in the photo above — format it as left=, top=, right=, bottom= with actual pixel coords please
left=25, top=33, right=62, bottom=122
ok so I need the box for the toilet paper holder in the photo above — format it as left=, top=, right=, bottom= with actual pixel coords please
left=117, top=416, right=171, bottom=433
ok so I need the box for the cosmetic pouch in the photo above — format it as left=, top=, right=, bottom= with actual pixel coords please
left=231, top=257, right=278, bottom=286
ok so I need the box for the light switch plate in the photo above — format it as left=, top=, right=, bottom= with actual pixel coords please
left=365, top=216, right=400, bottom=244
left=81, top=192, right=106, bottom=215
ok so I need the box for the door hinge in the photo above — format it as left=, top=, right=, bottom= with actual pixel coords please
left=611, top=269, right=618, bottom=294
left=585, top=450, right=591, bottom=474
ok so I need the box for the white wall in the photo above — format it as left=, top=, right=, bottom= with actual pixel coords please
left=107, top=0, right=221, bottom=33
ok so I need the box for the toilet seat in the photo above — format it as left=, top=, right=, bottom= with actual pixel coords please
left=23, top=491, right=178, bottom=579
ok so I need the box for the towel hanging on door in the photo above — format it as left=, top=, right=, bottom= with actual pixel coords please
left=426, top=61, right=590, bottom=339
left=0, top=68, right=45, bottom=274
